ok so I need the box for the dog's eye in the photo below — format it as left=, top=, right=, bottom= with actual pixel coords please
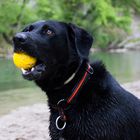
left=42, top=26, right=54, bottom=36
left=46, top=29, right=53, bottom=35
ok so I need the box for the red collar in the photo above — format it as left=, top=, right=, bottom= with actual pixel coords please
left=67, top=64, right=93, bottom=104
left=54, top=63, right=93, bottom=130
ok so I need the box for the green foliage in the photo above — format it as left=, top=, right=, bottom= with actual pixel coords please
left=0, top=0, right=139, bottom=49
left=0, top=0, right=20, bottom=33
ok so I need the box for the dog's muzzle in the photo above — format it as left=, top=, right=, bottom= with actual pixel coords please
left=13, top=33, right=47, bottom=81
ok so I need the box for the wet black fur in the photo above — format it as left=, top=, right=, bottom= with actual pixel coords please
left=13, top=20, right=140, bottom=140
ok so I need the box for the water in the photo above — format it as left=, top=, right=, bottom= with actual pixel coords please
left=90, top=51, right=140, bottom=83
left=0, top=59, right=46, bottom=115
left=0, top=51, right=140, bottom=115
left=0, top=51, right=140, bottom=91
left=0, top=59, right=34, bottom=91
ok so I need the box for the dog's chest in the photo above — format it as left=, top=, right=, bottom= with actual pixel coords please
left=50, top=107, right=98, bottom=140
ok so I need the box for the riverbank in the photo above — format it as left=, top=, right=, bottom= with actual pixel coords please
left=0, top=81, right=140, bottom=140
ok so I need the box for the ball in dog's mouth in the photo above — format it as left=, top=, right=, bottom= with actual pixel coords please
left=13, top=52, right=37, bottom=69
left=13, top=52, right=47, bottom=80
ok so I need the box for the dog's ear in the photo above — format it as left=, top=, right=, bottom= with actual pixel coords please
left=67, top=23, right=93, bottom=59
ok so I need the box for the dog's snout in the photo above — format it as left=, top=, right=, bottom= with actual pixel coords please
left=13, top=33, right=27, bottom=44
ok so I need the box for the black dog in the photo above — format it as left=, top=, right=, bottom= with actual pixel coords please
left=13, top=20, right=140, bottom=140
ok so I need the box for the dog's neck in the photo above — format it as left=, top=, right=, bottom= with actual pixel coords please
left=63, top=60, right=83, bottom=85
left=35, top=60, right=108, bottom=106
left=53, top=59, right=83, bottom=89
left=35, top=60, right=88, bottom=97
left=36, top=59, right=82, bottom=89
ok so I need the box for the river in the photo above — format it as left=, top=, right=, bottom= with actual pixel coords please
left=90, top=51, right=140, bottom=83
left=0, top=51, right=140, bottom=115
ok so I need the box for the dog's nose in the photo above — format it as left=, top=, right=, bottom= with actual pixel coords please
left=13, top=33, right=27, bottom=44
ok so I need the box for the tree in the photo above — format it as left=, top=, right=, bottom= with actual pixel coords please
left=36, top=0, right=132, bottom=48
left=0, top=0, right=37, bottom=45
left=0, top=0, right=139, bottom=49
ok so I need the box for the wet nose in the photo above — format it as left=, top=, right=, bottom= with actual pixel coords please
left=13, top=33, right=27, bottom=44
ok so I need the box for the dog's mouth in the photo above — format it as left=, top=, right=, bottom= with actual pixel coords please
left=20, top=57, right=47, bottom=81
left=13, top=43, right=48, bottom=80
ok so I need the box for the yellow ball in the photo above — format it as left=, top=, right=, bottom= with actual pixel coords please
left=13, top=53, right=37, bottom=69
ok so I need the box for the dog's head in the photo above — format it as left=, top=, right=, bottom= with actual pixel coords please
left=13, top=20, right=93, bottom=81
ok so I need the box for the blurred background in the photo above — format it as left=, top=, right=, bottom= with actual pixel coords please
left=0, top=0, right=140, bottom=116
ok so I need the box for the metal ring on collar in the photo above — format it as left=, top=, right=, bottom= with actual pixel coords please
left=56, top=116, right=66, bottom=130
